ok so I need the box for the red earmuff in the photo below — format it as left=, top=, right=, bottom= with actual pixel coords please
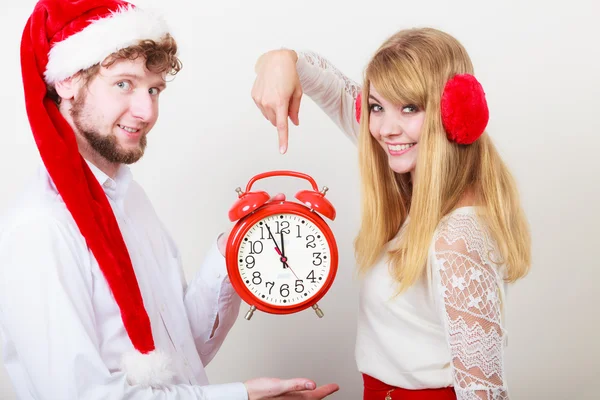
left=441, top=74, right=489, bottom=145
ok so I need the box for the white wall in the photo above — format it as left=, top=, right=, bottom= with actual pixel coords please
left=1, top=0, right=599, bottom=398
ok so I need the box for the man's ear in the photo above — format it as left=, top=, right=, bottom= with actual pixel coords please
left=54, top=77, right=78, bottom=100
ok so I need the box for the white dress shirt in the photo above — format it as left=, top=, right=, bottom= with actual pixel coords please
left=0, top=161, right=248, bottom=399
left=297, top=51, right=510, bottom=399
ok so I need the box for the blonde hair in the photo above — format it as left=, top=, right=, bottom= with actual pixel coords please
left=355, top=28, right=531, bottom=292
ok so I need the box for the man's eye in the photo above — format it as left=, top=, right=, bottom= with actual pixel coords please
left=402, top=104, right=419, bottom=113
left=369, top=104, right=383, bottom=113
left=116, top=81, right=131, bottom=91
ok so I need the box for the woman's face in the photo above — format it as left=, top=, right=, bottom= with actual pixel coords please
left=368, top=85, right=425, bottom=175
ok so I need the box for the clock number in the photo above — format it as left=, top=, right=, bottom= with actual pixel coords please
left=280, top=284, right=290, bottom=298
left=296, top=225, right=301, bottom=238
left=265, top=281, right=275, bottom=295
left=295, top=280, right=304, bottom=293
left=276, top=221, right=290, bottom=234
left=245, top=255, right=255, bottom=269
left=252, top=271, right=262, bottom=285
left=259, top=226, right=273, bottom=240
left=307, top=270, right=317, bottom=283
left=312, top=252, right=323, bottom=266
left=306, top=235, right=316, bottom=248
left=249, top=240, right=263, bottom=254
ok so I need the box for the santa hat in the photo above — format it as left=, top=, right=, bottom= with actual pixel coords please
left=21, top=0, right=173, bottom=388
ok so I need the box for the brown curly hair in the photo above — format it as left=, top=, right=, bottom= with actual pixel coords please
left=48, top=33, right=182, bottom=104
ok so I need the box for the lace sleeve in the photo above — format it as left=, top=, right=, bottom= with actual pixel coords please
left=295, top=50, right=361, bottom=143
left=433, top=212, right=509, bottom=400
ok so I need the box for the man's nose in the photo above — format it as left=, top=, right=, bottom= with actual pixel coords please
left=130, top=91, right=155, bottom=122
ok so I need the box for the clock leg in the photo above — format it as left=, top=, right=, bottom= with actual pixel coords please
left=245, top=305, right=257, bottom=320
left=312, top=304, right=324, bottom=318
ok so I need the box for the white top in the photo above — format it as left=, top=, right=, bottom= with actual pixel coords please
left=0, top=162, right=248, bottom=400
left=297, top=51, right=510, bottom=399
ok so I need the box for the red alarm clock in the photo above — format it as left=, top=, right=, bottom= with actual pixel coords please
left=226, top=170, right=338, bottom=320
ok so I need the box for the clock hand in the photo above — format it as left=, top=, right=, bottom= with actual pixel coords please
left=285, top=262, right=300, bottom=281
left=265, top=223, right=286, bottom=269
left=276, top=231, right=300, bottom=279
left=264, top=223, right=281, bottom=252
left=274, top=247, right=300, bottom=281
left=266, top=223, right=301, bottom=281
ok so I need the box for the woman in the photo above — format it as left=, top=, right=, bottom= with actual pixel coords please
left=252, top=28, right=531, bottom=399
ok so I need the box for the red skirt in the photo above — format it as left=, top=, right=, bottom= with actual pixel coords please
left=363, top=374, right=457, bottom=400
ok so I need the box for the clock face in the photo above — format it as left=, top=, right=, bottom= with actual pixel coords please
left=236, top=213, right=332, bottom=307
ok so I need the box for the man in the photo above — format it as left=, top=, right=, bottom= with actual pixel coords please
left=0, top=0, right=339, bottom=398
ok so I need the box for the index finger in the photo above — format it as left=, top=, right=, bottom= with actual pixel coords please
left=275, top=105, right=289, bottom=154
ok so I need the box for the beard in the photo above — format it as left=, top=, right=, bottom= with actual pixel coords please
left=70, top=91, right=147, bottom=165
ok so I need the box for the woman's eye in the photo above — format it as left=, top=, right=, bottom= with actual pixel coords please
left=402, top=104, right=419, bottom=113
left=149, top=87, right=160, bottom=96
left=116, top=81, right=132, bottom=91
left=369, top=104, right=383, bottom=113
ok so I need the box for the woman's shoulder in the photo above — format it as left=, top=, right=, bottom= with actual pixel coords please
left=436, top=206, right=483, bottom=236
left=433, top=207, right=502, bottom=268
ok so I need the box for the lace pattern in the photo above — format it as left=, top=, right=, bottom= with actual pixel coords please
left=298, top=51, right=361, bottom=100
left=434, top=211, right=509, bottom=400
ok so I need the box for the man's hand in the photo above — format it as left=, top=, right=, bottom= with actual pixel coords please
left=252, top=49, right=302, bottom=154
left=244, top=377, right=339, bottom=399
left=218, top=194, right=286, bottom=256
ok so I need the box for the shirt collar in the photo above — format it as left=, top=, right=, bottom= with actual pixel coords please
left=84, top=160, right=133, bottom=202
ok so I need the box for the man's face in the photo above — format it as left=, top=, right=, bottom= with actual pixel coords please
left=69, top=57, right=166, bottom=164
